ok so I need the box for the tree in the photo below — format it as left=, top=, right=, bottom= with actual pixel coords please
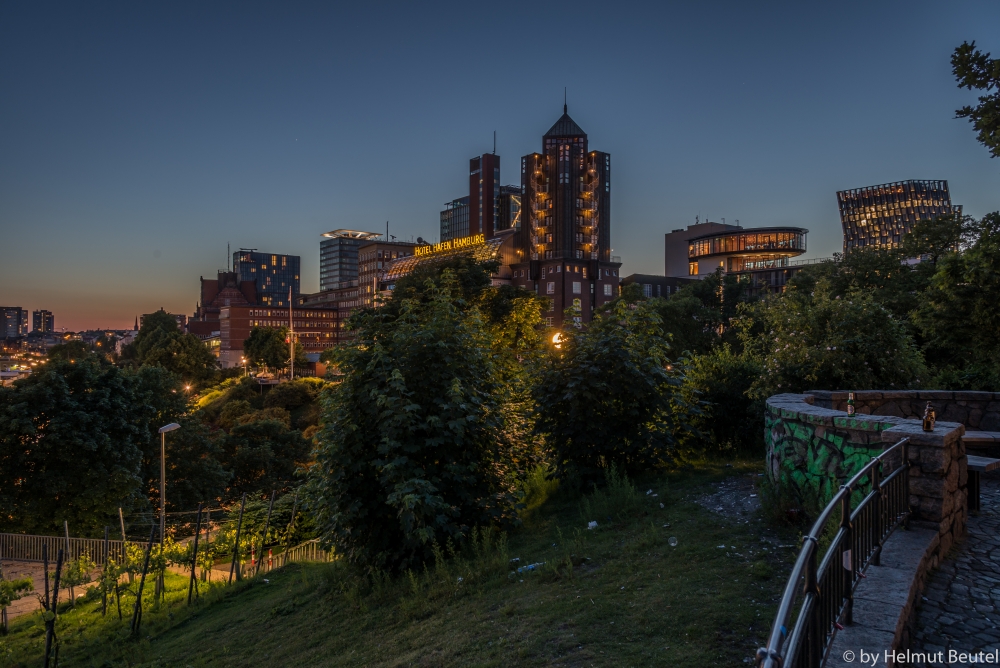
left=130, top=365, right=229, bottom=511
left=306, top=274, right=531, bottom=573
left=534, top=297, right=691, bottom=483
left=243, top=327, right=306, bottom=373
left=221, top=420, right=310, bottom=497
left=952, top=41, right=1000, bottom=157
left=121, top=310, right=218, bottom=385
left=47, top=340, right=92, bottom=361
left=0, top=358, right=147, bottom=535
left=737, top=287, right=926, bottom=399
left=912, top=212, right=1000, bottom=388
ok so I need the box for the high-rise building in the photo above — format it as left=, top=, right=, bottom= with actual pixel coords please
left=440, top=196, right=470, bottom=242
left=837, top=180, right=961, bottom=252
left=319, top=230, right=382, bottom=291
left=32, top=310, right=54, bottom=333
left=440, top=154, right=523, bottom=243
left=1, top=308, right=29, bottom=338
left=509, top=105, right=620, bottom=327
left=233, top=250, right=301, bottom=307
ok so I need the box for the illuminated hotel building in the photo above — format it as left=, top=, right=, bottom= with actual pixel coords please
left=358, top=240, right=417, bottom=307
left=664, top=221, right=808, bottom=292
left=509, top=105, right=621, bottom=327
left=233, top=250, right=301, bottom=307
left=837, top=180, right=961, bottom=252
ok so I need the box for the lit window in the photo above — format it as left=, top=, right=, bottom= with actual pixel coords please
left=547, top=282, right=555, bottom=294
left=689, top=262, right=699, bottom=275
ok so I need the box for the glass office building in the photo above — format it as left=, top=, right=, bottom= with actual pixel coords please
left=440, top=197, right=470, bottom=242
left=837, top=180, right=961, bottom=252
left=319, top=230, right=381, bottom=291
left=233, top=250, right=301, bottom=307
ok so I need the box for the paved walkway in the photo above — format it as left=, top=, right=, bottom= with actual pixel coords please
left=909, top=472, right=1000, bottom=666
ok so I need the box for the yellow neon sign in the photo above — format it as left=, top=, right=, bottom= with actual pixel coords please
left=414, top=233, right=486, bottom=257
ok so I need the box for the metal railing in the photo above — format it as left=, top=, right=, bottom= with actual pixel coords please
left=757, top=437, right=911, bottom=668
left=249, top=539, right=332, bottom=575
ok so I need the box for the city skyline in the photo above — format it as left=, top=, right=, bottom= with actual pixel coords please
left=2, top=1, right=998, bottom=330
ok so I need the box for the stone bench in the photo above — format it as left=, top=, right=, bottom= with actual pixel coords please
left=963, top=430, right=1000, bottom=447
left=966, top=455, right=1000, bottom=512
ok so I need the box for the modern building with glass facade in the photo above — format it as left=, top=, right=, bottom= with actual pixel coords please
left=319, top=229, right=381, bottom=291
left=440, top=154, right=523, bottom=243
left=664, top=221, right=809, bottom=292
left=32, top=310, right=54, bottom=334
left=1, top=307, right=28, bottom=338
left=233, top=250, right=301, bottom=307
left=440, top=196, right=470, bottom=242
left=837, top=180, right=961, bottom=252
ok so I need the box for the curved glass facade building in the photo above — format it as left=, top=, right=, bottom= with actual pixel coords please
left=687, top=227, right=808, bottom=277
left=837, top=180, right=961, bottom=252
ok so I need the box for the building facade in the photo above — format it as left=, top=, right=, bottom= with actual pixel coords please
left=440, top=196, right=470, bottom=242
left=320, top=230, right=382, bottom=291
left=440, top=154, right=522, bottom=243
left=218, top=303, right=338, bottom=368
left=358, top=240, right=418, bottom=307
left=32, top=310, right=54, bottom=334
left=1, top=307, right=29, bottom=338
left=509, top=105, right=620, bottom=327
left=664, top=221, right=809, bottom=292
left=837, top=180, right=961, bottom=252
left=233, top=250, right=301, bottom=307
left=189, top=271, right=257, bottom=337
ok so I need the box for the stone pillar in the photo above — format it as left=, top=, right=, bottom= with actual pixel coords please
left=881, top=421, right=967, bottom=562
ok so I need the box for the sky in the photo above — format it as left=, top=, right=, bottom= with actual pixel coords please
left=1, top=1, right=997, bottom=331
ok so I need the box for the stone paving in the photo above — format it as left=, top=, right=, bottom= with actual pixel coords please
left=909, top=471, right=1000, bottom=666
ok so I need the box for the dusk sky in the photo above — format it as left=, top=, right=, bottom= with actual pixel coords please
left=2, top=1, right=997, bottom=331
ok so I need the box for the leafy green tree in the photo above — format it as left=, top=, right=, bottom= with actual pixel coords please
left=222, top=420, right=310, bottom=497
left=534, top=296, right=691, bottom=483
left=0, top=358, right=147, bottom=535
left=737, top=287, right=926, bottom=398
left=900, top=213, right=975, bottom=266
left=913, top=212, right=1000, bottom=388
left=131, top=365, right=230, bottom=511
left=306, top=274, right=532, bottom=572
left=243, top=326, right=306, bottom=373
left=952, top=41, right=1000, bottom=157
left=121, top=310, right=218, bottom=385
left=47, top=340, right=92, bottom=361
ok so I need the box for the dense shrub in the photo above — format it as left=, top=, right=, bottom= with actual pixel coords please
left=306, top=274, right=535, bottom=573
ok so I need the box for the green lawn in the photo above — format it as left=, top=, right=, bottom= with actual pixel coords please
left=1, top=461, right=797, bottom=667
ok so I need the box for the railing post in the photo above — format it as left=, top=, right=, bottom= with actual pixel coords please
left=902, top=438, right=911, bottom=529
left=840, top=485, right=854, bottom=626
left=872, top=461, right=883, bottom=567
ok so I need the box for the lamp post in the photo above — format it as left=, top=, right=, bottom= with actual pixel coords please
left=157, top=423, right=181, bottom=545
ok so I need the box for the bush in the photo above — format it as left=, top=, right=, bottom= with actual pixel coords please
left=534, top=297, right=694, bottom=483
left=305, top=274, right=533, bottom=573
left=681, top=345, right=764, bottom=457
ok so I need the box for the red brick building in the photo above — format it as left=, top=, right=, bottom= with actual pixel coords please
left=219, top=304, right=338, bottom=369
left=189, top=271, right=257, bottom=337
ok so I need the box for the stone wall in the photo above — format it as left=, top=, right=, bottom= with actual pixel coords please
left=766, top=392, right=967, bottom=560
left=808, top=390, right=1000, bottom=432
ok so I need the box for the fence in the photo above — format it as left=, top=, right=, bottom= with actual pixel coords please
left=0, top=533, right=139, bottom=566
left=250, top=539, right=332, bottom=575
left=757, top=437, right=911, bottom=668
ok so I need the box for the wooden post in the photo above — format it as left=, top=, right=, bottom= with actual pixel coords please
left=228, top=494, right=247, bottom=585
left=44, top=548, right=63, bottom=668
left=63, top=521, right=75, bottom=604
left=102, top=526, right=109, bottom=616
left=0, top=544, right=7, bottom=634
left=281, top=493, right=298, bottom=566
left=255, top=491, right=276, bottom=576
left=188, top=503, right=203, bottom=604
left=119, top=507, right=133, bottom=584
left=130, top=524, right=156, bottom=637
left=42, top=543, right=50, bottom=612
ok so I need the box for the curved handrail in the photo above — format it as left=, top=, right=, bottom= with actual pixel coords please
left=757, top=437, right=910, bottom=668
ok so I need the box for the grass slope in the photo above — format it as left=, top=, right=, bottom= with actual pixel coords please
left=1, top=462, right=796, bottom=667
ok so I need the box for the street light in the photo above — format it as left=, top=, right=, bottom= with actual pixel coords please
left=157, top=423, right=181, bottom=545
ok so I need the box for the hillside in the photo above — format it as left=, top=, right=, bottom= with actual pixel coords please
left=1, top=463, right=795, bottom=667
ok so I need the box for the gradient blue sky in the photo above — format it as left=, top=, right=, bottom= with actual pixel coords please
left=2, top=1, right=997, bottom=331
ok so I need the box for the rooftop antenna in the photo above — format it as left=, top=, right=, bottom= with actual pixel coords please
left=736, top=219, right=741, bottom=228
left=493, top=130, right=496, bottom=155
left=564, top=87, right=567, bottom=114
left=386, top=221, right=389, bottom=241
left=227, top=243, right=230, bottom=271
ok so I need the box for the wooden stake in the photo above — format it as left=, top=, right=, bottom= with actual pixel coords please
left=130, top=524, right=156, bottom=637
left=44, top=548, right=63, bottom=668
left=102, top=526, right=109, bottom=616
left=228, top=494, right=246, bottom=584
left=255, top=491, right=276, bottom=576
left=188, top=503, right=203, bottom=604
left=63, top=521, right=74, bottom=604
left=281, top=493, right=298, bottom=566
